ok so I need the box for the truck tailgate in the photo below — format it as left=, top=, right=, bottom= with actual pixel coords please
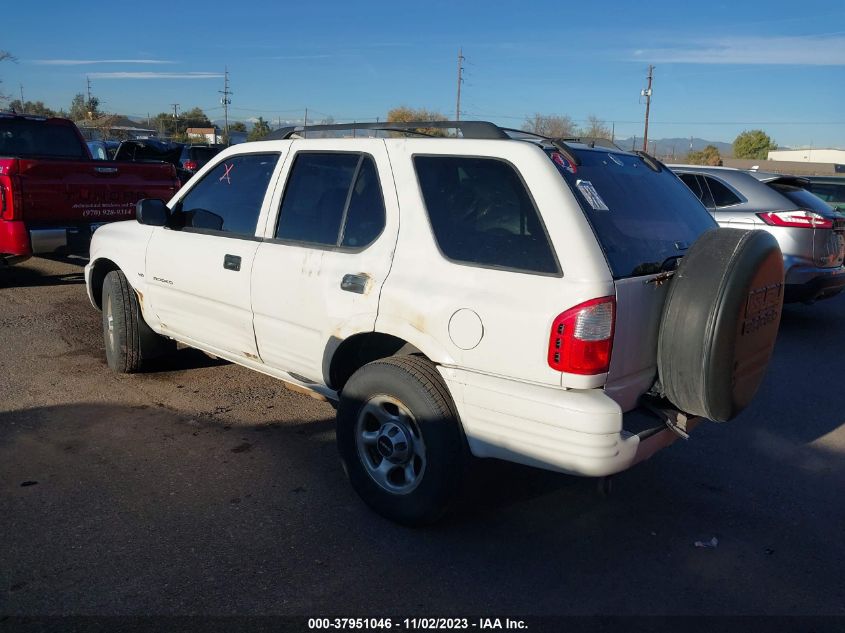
left=17, top=158, right=177, bottom=225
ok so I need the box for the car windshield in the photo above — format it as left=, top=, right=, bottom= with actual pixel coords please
left=768, top=182, right=836, bottom=215
left=0, top=118, right=87, bottom=159
left=548, top=148, right=717, bottom=278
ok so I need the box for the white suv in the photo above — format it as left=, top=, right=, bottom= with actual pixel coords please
left=85, top=121, right=785, bottom=524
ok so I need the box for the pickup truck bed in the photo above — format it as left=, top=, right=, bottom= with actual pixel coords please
left=0, top=114, right=179, bottom=264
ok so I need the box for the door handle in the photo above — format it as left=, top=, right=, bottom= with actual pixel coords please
left=223, top=254, right=242, bottom=271
left=341, top=273, right=370, bottom=294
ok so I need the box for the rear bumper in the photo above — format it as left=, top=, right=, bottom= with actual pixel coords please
left=784, top=263, right=845, bottom=302
left=438, top=367, right=697, bottom=477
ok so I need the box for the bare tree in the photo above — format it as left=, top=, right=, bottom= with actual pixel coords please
left=0, top=50, right=17, bottom=103
left=581, top=115, right=612, bottom=140
left=522, top=113, right=577, bottom=138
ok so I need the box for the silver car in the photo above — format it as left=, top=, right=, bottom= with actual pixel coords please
left=670, top=166, right=845, bottom=302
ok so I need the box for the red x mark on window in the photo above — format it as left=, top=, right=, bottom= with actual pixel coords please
left=219, top=163, right=234, bottom=184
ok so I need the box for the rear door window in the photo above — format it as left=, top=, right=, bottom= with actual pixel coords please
left=678, top=173, right=715, bottom=208
left=275, top=152, right=386, bottom=249
left=176, top=153, right=279, bottom=236
left=413, top=155, right=559, bottom=274
left=550, top=150, right=716, bottom=278
left=703, top=176, right=742, bottom=207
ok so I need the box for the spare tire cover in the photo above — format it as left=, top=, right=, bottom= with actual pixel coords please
left=657, top=228, right=784, bottom=422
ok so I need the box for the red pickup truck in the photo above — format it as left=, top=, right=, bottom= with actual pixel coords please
left=0, top=113, right=179, bottom=265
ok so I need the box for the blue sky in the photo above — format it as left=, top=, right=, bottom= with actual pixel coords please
left=2, top=0, right=845, bottom=147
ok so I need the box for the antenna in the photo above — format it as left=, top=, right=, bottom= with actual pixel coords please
left=219, top=67, right=233, bottom=145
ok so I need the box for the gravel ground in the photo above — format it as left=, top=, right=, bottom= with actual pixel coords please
left=1, top=256, right=843, bottom=617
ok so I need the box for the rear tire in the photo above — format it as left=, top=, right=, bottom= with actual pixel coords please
left=102, top=270, right=174, bottom=373
left=336, top=355, right=468, bottom=526
left=658, top=228, right=784, bottom=422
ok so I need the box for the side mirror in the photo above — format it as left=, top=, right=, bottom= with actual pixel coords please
left=136, top=199, right=171, bottom=227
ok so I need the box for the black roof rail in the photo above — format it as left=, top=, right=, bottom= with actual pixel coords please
left=265, top=120, right=510, bottom=141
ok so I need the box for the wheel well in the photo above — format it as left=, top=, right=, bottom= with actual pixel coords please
left=89, top=258, right=120, bottom=309
left=327, top=333, right=423, bottom=391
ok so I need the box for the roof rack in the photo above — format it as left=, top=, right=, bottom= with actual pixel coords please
left=265, top=120, right=509, bottom=141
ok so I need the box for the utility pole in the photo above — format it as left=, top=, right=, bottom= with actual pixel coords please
left=611, top=122, right=615, bottom=143
left=456, top=47, right=465, bottom=122
left=641, top=64, right=654, bottom=152
left=303, top=107, right=308, bottom=138
left=19, top=84, right=24, bottom=106
left=170, top=103, right=180, bottom=138
left=86, top=76, right=94, bottom=120
left=219, top=67, right=232, bottom=145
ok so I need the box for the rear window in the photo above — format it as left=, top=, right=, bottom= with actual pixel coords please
left=0, top=119, right=87, bottom=159
left=189, top=147, right=220, bottom=167
left=769, top=182, right=835, bottom=214
left=414, top=155, right=559, bottom=275
left=550, top=149, right=716, bottom=278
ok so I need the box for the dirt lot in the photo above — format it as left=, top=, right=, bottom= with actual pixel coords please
left=1, top=256, right=844, bottom=617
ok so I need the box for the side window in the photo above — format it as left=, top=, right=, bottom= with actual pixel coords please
left=413, top=156, right=559, bottom=274
left=678, top=173, right=714, bottom=208
left=704, top=176, right=742, bottom=207
left=177, top=153, right=278, bottom=236
left=275, top=152, right=386, bottom=249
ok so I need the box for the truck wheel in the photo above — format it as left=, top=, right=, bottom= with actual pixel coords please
left=102, top=270, right=174, bottom=373
left=658, top=228, right=784, bottom=422
left=336, top=355, right=468, bottom=526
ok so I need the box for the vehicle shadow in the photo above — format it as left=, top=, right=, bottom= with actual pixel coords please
left=0, top=264, right=85, bottom=288
left=1, top=400, right=842, bottom=616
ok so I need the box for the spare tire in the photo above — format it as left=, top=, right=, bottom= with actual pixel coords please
left=657, top=228, right=784, bottom=422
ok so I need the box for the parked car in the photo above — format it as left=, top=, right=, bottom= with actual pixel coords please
left=86, top=121, right=784, bottom=524
left=0, top=114, right=181, bottom=265
left=113, top=139, right=192, bottom=185
left=805, top=175, right=845, bottom=212
left=179, top=144, right=222, bottom=175
left=86, top=140, right=119, bottom=161
left=671, top=166, right=845, bottom=303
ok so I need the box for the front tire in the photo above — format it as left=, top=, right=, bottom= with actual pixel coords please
left=336, top=356, right=468, bottom=526
left=102, top=270, right=174, bottom=373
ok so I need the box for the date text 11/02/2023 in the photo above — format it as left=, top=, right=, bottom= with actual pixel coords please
left=307, top=618, right=528, bottom=630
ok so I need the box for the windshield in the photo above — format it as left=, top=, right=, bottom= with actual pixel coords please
left=768, top=182, right=836, bottom=215
left=0, top=119, right=87, bottom=159
left=549, top=149, right=717, bottom=278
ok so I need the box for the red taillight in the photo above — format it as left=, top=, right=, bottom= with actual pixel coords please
left=757, top=210, right=833, bottom=229
left=0, top=174, right=22, bottom=221
left=183, top=160, right=198, bottom=171
left=548, top=296, right=616, bottom=375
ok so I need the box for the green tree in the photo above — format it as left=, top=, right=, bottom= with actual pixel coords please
left=733, top=130, right=777, bottom=159
left=522, top=113, right=577, bottom=138
left=248, top=117, right=271, bottom=141
left=7, top=100, right=57, bottom=117
left=686, top=144, right=723, bottom=166
left=580, top=115, right=612, bottom=140
left=228, top=121, right=247, bottom=133
left=387, top=106, right=448, bottom=136
left=69, top=93, right=100, bottom=121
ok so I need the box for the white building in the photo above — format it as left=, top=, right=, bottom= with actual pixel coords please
left=768, top=148, right=845, bottom=164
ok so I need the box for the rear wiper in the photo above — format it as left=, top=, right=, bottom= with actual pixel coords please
left=632, top=255, right=683, bottom=278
